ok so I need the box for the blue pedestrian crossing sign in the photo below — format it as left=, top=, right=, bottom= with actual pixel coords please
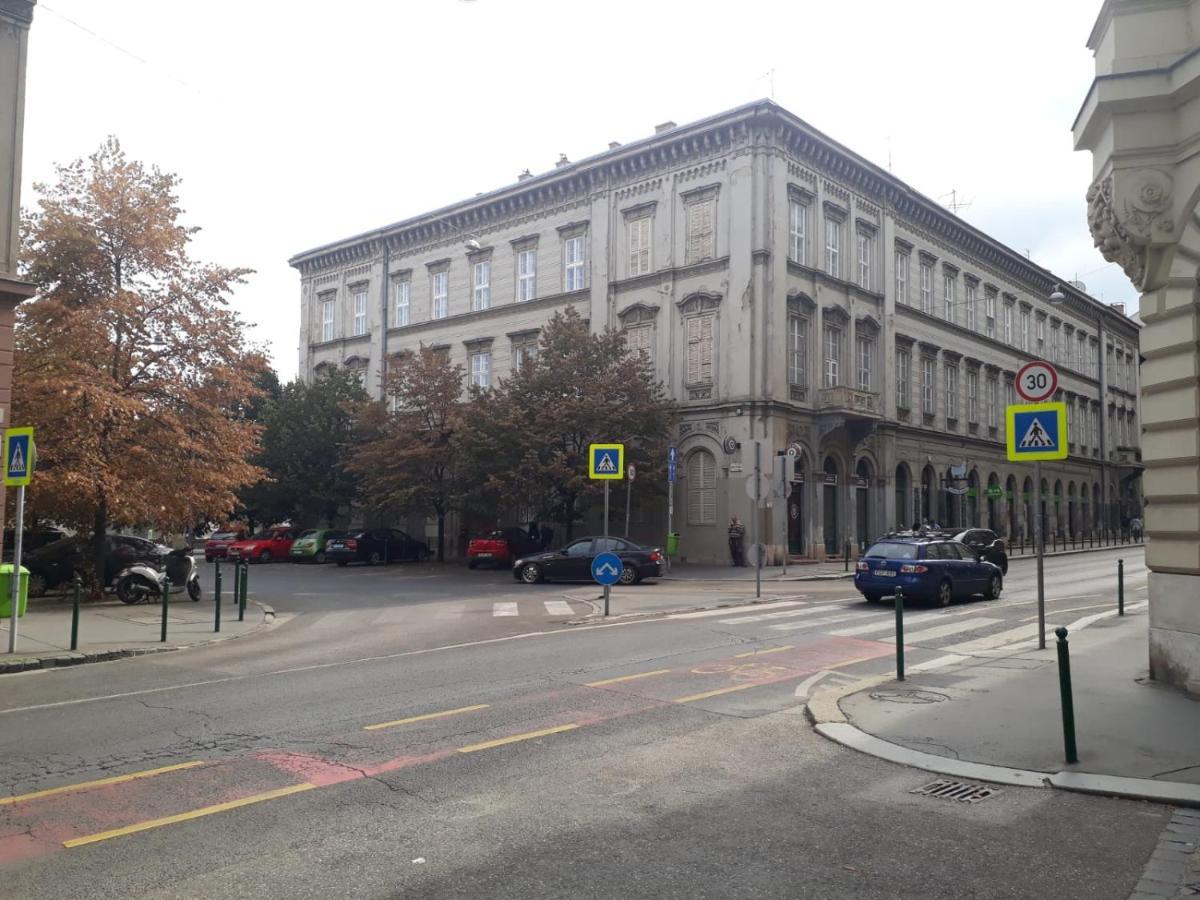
left=1006, top=403, right=1067, bottom=462
left=591, top=552, right=624, bottom=586
left=589, top=443, right=625, bottom=480
left=3, top=427, right=35, bottom=487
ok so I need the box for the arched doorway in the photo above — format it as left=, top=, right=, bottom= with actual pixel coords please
left=1041, top=477, right=1051, bottom=541
left=920, top=465, right=935, bottom=526
left=1067, top=482, right=1077, bottom=539
left=967, top=470, right=980, bottom=527
left=855, top=458, right=873, bottom=550
left=1023, top=476, right=1035, bottom=542
left=1092, top=483, right=1101, bottom=529
left=823, top=455, right=840, bottom=556
left=894, top=464, right=911, bottom=531
left=787, top=452, right=807, bottom=556
left=1006, top=475, right=1018, bottom=539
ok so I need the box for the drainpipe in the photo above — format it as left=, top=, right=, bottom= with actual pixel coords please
left=379, top=239, right=390, bottom=401
left=1097, top=311, right=1107, bottom=529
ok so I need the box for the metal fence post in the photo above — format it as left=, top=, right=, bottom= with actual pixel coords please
left=894, top=587, right=905, bottom=683
left=160, top=576, right=169, bottom=643
left=1118, top=559, right=1124, bottom=616
left=1055, top=627, right=1078, bottom=764
left=70, top=576, right=81, bottom=651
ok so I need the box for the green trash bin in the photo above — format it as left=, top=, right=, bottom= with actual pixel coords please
left=0, top=564, right=29, bottom=618
left=666, top=532, right=680, bottom=556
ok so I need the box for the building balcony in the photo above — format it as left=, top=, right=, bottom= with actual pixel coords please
left=817, top=386, right=881, bottom=418
left=1114, top=446, right=1142, bottom=467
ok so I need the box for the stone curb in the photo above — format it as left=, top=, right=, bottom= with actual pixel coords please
left=0, top=600, right=276, bottom=676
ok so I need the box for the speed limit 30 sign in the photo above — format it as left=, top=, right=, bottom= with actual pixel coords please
left=1016, top=361, right=1058, bottom=403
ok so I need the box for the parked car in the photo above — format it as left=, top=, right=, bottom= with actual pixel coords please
left=512, top=536, right=663, bottom=585
left=226, top=527, right=300, bottom=563
left=289, top=529, right=345, bottom=564
left=853, top=537, right=1003, bottom=607
left=326, top=529, right=429, bottom=566
left=24, top=534, right=170, bottom=597
left=949, top=528, right=1008, bottom=575
left=3, top=528, right=66, bottom=561
left=203, top=530, right=246, bottom=563
left=467, top=527, right=544, bottom=569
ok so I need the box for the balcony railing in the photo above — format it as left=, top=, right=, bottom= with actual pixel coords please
left=818, top=386, right=880, bottom=416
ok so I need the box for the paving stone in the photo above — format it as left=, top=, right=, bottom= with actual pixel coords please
left=1136, top=876, right=1182, bottom=894
left=1152, top=848, right=1194, bottom=863
left=1143, top=860, right=1188, bottom=882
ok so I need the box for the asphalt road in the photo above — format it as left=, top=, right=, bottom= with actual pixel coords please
left=0, top=547, right=1166, bottom=898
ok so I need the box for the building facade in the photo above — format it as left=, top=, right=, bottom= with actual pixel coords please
left=291, top=100, right=1142, bottom=564
left=1074, top=0, right=1200, bottom=690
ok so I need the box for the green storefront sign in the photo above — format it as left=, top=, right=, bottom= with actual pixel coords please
left=985, top=485, right=1004, bottom=499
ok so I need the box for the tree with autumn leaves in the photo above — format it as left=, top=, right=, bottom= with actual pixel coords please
left=16, top=138, right=265, bottom=589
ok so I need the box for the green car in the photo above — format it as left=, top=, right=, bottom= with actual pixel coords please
left=289, top=529, right=345, bottom=564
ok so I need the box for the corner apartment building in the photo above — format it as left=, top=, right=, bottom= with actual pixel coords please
left=290, top=100, right=1143, bottom=564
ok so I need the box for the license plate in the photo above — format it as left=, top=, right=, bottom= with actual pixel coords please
left=329, top=543, right=344, bottom=550
left=873, top=569, right=895, bottom=577
left=477, top=553, right=492, bottom=558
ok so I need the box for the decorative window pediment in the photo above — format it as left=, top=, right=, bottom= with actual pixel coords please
left=678, top=291, right=721, bottom=315
left=618, top=302, right=660, bottom=326
left=822, top=304, right=850, bottom=325
left=787, top=291, right=815, bottom=315
left=854, top=314, right=881, bottom=335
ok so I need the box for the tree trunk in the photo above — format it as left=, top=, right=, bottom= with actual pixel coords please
left=91, top=497, right=108, bottom=599
left=436, top=510, right=445, bottom=562
left=563, top=495, right=575, bottom=541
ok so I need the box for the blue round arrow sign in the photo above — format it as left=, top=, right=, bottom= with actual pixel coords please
left=591, top=552, right=623, bottom=586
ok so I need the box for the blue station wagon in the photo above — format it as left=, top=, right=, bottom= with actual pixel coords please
left=854, top=538, right=1004, bottom=607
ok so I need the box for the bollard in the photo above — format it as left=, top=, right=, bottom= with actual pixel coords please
left=844, top=541, right=850, bottom=573
left=1118, top=558, right=1124, bottom=616
left=214, top=558, right=222, bottom=609
left=894, top=587, right=905, bottom=682
left=70, top=577, right=81, bottom=651
left=1055, top=627, right=1079, bottom=764
left=160, top=576, right=169, bottom=643
left=214, top=570, right=222, bottom=634
left=238, top=563, right=247, bottom=622
left=231, top=561, right=241, bottom=612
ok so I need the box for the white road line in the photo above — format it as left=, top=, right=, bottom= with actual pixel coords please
left=718, top=602, right=848, bottom=625
left=887, top=617, right=1002, bottom=645
left=543, top=600, right=574, bottom=616
left=909, top=654, right=969, bottom=673
left=769, top=612, right=873, bottom=633
left=826, top=613, right=943, bottom=637
left=944, top=622, right=1055, bottom=654
left=670, top=600, right=804, bottom=620
left=492, top=602, right=518, bottom=617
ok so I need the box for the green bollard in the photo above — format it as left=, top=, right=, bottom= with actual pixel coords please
left=160, top=576, right=169, bottom=643
left=894, top=587, right=905, bottom=683
left=1118, top=559, right=1124, bottom=616
left=231, top=561, right=240, bottom=611
left=214, top=558, right=222, bottom=609
left=239, top=563, right=247, bottom=621
left=1055, top=627, right=1078, bottom=764
left=70, top=577, right=81, bottom=651
left=844, top=541, right=851, bottom=573
left=214, top=569, right=222, bottom=634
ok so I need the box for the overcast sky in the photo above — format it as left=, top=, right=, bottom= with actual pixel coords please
left=19, top=0, right=1128, bottom=380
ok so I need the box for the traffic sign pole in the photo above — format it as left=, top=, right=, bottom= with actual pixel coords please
left=8, top=484, right=22, bottom=653
left=603, top=480, right=610, bottom=617
left=754, top=441, right=761, bottom=599
left=1035, top=461, right=1046, bottom=649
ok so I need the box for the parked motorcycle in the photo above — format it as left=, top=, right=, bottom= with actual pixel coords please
left=115, top=546, right=202, bottom=604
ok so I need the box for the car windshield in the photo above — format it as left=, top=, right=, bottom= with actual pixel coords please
left=863, top=542, right=919, bottom=560
left=297, top=530, right=318, bottom=539
left=212, top=532, right=237, bottom=541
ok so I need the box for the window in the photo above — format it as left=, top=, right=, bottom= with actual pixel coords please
left=1020, top=309, right=1030, bottom=352
left=986, top=376, right=998, bottom=428
left=351, top=290, right=368, bottom=336
left=966, top=369, right=978, bottom=422
left=857, top=231, right=874, bottom=289
left=921, top=357, right=935, bottom=415
left=1065, top=329, right=1076, bottom=369
left=1036, top=317, right=1045, bottom=355
left=686, top=198, right=715, bottom=264
left=629, top=216, right=651, bottom=276
left=685, top=314, right=714, bottom=386
left=469, top=349, right=491, bottom=389
left=896, top=346, right=911, bottom=409
left=321, top=298, right=335, bottom=342
left=512, top=335, right=538, bottom=370
left=787, top=314, right=807, bottom=387
left=472, top=260, right=490, bottom=311
left=686, top=450, right=717, bottom=525
left=965, top=282, right=977, bottom=331
left=823, top=323, right=841, bottom=387
left=625, top=324, right=653, bottom=358
left=789, top=200, right=807, bottom=264
left=919, top=260, right=933, bottom=313
left=431, top=270, right=449, bottom=319
left=564, top=235, right=586, bottom=292
left=1077, top=332, right=1086, bottom=373
left=1003, top=303, right=1012, bottom=345
left=985, top=290, right=996, bottom=338
left=945, top=364, right=959, bottom=420
left=825, top=216, right=842, bottom=277
left=856, top=334, right=873, bottom=391
left=895, top=250, right=909, bottom=305
left=393, top=280, right=410, bottom=327
left=943, top=273, right=955, bottom=321
left=1051, top=323, right=1061, bottom=362
left=517, top=248, right=536, bottom=302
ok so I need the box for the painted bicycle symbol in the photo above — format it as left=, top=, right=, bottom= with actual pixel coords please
left=690, top=662, right=792, bottom=682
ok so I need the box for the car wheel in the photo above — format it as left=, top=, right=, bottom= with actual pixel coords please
left=864, top=593, right=882, bottom=604
left=27, top=573, right=47, bottom=599
left=368, top=551, right=382, bottom=566
left=336, top=560, right=348, bottom=568
left=988, top=574, right=1003, bottom=600
left=417, top=548, right=430, bottom=563
left=315, top=551, right=326, bottom=565
left=520, top=563, right=543, bottom=584
left=937, top=579, right=953, bottom=607
left=187, top=579, right=202, bottom=602
left=618, top=565, right=639, bottom=586
left=258, top=550, right=271, bottom=563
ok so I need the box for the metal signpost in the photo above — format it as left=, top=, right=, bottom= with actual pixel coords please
left=624, top=464, right=636, bottom=538
left=1008, top=364, right=1067, bottom=651
left=666, top=446, right=676, bottom=573
left=754, top=442, right=761, bottom=599
left=3, top=427, right=35, bottom=653
left=589, top=443, right=624, bottom=616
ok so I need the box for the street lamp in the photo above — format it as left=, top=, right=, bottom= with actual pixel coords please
left=1048, top=284, right=1066, bottom=305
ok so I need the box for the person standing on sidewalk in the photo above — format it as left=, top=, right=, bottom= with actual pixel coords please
left=1130, top=515, right=1143, bottom=541
left=728, top=516, right=746, bottom=567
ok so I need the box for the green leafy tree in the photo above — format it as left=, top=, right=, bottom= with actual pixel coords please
left=459, top=307, right=673, bottom=539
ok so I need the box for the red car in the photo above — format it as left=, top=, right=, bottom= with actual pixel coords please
left=467, top=527, right=545, bottom=569
left=203, top=530, right=246, bottom=563
left=227, top=527, right=300, bottom=563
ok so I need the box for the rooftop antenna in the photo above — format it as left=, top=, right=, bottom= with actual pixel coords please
left=885, top=136, right=892, bottom=172
left=940, top=189, right=972, bottom=215
left=760, top=67, right=776, bottom=100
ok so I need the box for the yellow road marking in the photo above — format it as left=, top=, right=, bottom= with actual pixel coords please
left=585, top=669, right=672, bottom=687
left=0, top=761, right=206, bottom=807
left=734, top=645, right=794, bottom=659
left=828, top=654, right=886, bottom=670
left=363, top=703, right=489, bottom=731
left=63, top=783, right=316, bottom=848
left=457, top=723, right=579, bottom=754
left=673, top=682, right=760, bottom=703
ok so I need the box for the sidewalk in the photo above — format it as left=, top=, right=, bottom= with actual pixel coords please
left=816, top=609, right=1200, bottom=806
left=0, top=594, right=274, bottom=674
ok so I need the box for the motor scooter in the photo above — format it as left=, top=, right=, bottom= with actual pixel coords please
left=114, top=547, right=202, bottom=604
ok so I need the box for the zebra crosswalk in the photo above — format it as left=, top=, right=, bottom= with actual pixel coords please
left=491, top=600, right=585, bottom=618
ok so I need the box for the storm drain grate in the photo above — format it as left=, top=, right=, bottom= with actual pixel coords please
left=909, top=780, right=1000, bottom=803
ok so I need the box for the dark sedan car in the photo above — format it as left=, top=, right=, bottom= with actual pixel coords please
left=25, top=534, right=169, bottom=597
left=326, top=529, right=430, bottom=567
left=854, top=537, right=1003, bottom=607
left=950, top=528, right=1009, bottom=575
left=512, top=536, right=663, bottom=585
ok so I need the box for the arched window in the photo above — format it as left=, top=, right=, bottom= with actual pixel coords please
left=686, top=449, right=717, bottom=525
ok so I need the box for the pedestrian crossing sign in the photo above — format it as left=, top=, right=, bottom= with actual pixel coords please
left=589, top=443, right=625, bottom=480
left=1006, top=403, right=1067, bottom=462
left=3, top=427, right=34, bottom=487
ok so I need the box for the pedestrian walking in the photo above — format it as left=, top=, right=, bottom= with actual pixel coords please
left=728, top=516, right=746, bottom=567
left=1130, top=515, right=1143, bottom=541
